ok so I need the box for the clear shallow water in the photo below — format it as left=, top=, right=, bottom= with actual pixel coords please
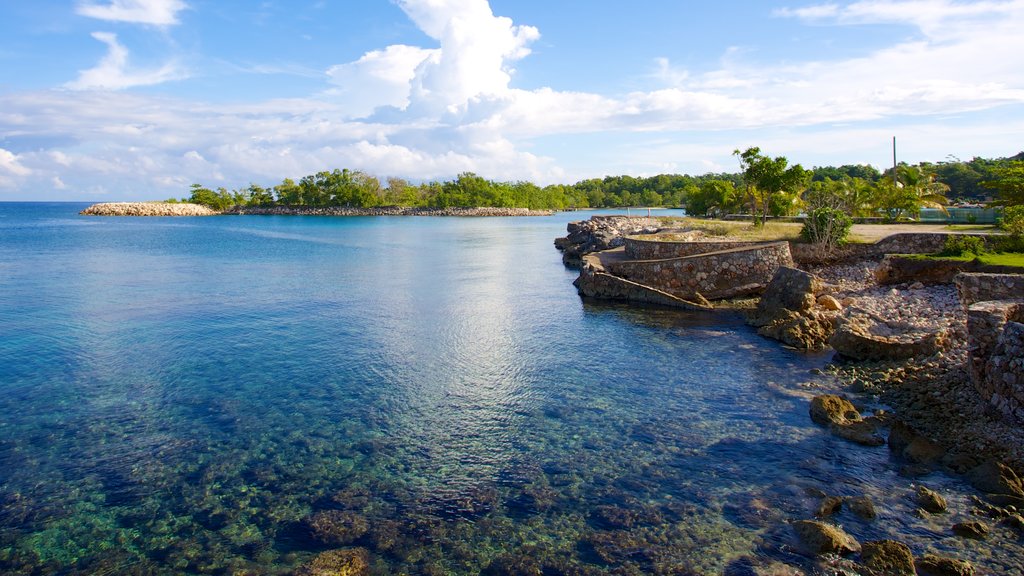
left=0, top=203, right=1020, bottom=575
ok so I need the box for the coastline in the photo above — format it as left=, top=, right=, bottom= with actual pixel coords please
left=79, top=202, right=553, bottom=217
left=557, top=215, right=1024, bottom=574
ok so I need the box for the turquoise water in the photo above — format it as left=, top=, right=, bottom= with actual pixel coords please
left=0, top=203, right=1020, bottom=575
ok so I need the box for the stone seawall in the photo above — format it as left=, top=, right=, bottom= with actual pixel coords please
left=81, top=202, right=219, bottom=216
left=225, top=206, right=552, bottom=217
left=574, top=251, right=713, bottom=310
left=607, top=242, right=794, bottom=301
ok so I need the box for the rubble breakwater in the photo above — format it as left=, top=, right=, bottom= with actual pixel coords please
left=80, top=202, right=219, bottom=216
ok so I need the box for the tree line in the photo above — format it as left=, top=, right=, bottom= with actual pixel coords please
left=175, top=152, right=1024, bottom=216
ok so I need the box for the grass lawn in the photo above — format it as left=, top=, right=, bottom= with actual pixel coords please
left=909, top=252, right=1024, bottom=268
left=655, top=217, right=804, bottom=241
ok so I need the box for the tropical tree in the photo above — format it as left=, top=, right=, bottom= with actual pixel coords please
left=734, top=147, right=808, bottom=226
left=897, top=165, right=949, bottom=210
left=982, top=160, right=1024, bottom=206
left=685, top=179, right=737, bottom=217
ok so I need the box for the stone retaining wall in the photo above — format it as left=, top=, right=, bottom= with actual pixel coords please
left=959, top=272, right=1024, bottom=424
left=955, top=273, right=1024, bottom=308
left=607, top=242, right=794, bottom=301
left=966, top=300, right=1024, bottom=423
left=790, top=232, right=993, bottom=265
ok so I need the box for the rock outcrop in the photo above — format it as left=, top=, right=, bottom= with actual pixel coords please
left=555, top=216, right=659, bottom=267
left=747, top=267, right=838, bottom=350
left=81, top=202, right=219, bottom=216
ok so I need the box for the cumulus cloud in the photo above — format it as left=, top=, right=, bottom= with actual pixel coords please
left=329, top=0, right=539, bottom=118
left=326, top=45, right=437, bottom=118
left=65, top=32, right=185, bottom=90
left=76, top=0, right=188, bottom=26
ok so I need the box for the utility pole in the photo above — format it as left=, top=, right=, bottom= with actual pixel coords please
left=892, top=136, right=898, bottom=187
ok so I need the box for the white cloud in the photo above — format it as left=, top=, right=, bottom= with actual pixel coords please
left=326, top=45, right=437, bottom=117
left=65, top=32, right=185, bottom=90
left=76, top=0, right=188, bottom=26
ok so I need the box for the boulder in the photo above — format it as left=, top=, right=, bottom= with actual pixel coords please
left=756, top=309, right=837, bottom=351
left=915, top=486, right=947, bottom=513
left=749, top=267, right=836, bottom=350
left=791, top=520, right=860, bottom=556
left=809, top=395, right=860, bottom=427
left=916, top=554, right=975, bottom=576
left=888, top=421, right=946, bottom=464
left=817, top=294, right=842, bottom=311
left=295, top=548, right=370, bottom=576
left=965, top=460, right=1024, bottom=498
left=860, top=540, right=915, bottom=576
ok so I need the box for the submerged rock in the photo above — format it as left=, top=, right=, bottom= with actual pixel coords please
left=791, top=520, right=860, bottom=556
left=308, top=510, right=370, bottom=545
left=809, top=395, right=885, bottom=446
left=951, top=520, right=990, bottom=540
left=295, top=547, right=370, bottom=576
left=860, top=540, right=915, bottom=576
left=847, top=496, right=877, bottom=520
left=814, top=495, right=843, bottom=518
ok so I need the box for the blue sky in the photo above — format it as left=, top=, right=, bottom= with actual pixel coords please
left=1, top=0, right=1023, bottom=200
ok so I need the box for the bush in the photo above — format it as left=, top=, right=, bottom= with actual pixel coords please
left=800, top=207, right=852, bottom=248
left=1001, top=205, right=1024, bottom=237
left=939, top=235, right=987, bottom=257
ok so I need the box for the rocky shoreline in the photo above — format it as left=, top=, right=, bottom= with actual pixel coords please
left=80, top=203, right=554, bottom=217
left=557, top=216, right=1024, bottom=574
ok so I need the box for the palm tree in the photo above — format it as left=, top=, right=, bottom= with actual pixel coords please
left=897, top=165, right=950, bottom=212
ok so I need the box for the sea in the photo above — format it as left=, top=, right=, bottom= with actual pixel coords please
left=0, top=202, right=1020, bottom=575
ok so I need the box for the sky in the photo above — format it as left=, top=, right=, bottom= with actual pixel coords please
left=1, top=0, right=1023, bottom=200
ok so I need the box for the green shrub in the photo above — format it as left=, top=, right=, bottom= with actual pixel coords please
left=990, top=235, right=1024, bottom=253
left=800, top=207, right=852, bottom=248
left=1001, top=205, right=1024, bottom=237
left=939, top=235, right=987, bottom=257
